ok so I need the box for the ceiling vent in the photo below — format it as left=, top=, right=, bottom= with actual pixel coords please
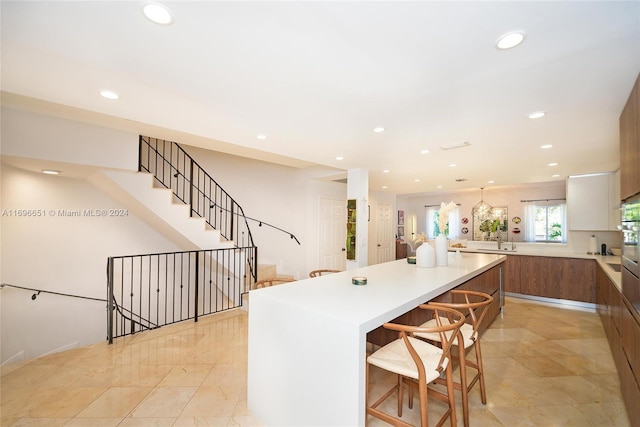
left=439, top=141, right=471, bottom=150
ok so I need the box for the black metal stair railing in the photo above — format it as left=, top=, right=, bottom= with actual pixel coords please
left=138, top=135, right=256, bottom=250
left=107, top=246, right=256, bottom=343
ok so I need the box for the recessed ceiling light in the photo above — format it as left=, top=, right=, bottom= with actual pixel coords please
left=496, top=31, right=525, bottom=50
left=383, top=169, right=390, bottom=173
left=449, top=163, right=456, bottom=167
left=382, top=185, right=388, bottom=189
left=437, top=185, right=443, bottom=189
left=528, top=111, right=546, bottom=119
left=420, top=149, right=430, bottom=155
left=541, top=144, right=553, bottom=149
left=256, top=134, right=267, bottom=140
left=488, top=180, right=495, bottom=184
left=548, top=162, right=558, bottom=167
left=142, top=2, right=174, bottom=25
left=373, top=127, right=385, bottom=133
left=440, top=141, right=470, bottom=151
left=100, top=90, right=119, bottom=100
left=336, top=156, right=344, bottom=161
left=42, top=169, right=60, bottom=175
left=415, top=179, right=421, bottom=183
left=552, top=174, right=560, bottom=178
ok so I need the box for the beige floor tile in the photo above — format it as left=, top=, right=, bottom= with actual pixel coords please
left=0, top=298, right=632, bottom=426
left=75, top=387, right=152, bottom=418
left=129, top=386, right=197, bottom=418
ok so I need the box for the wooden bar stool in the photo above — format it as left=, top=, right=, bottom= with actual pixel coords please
left=309, top=269, right=341, bottom=278
left=252, top=277, right=295, bottom=289
left=366, top=304, right=465, bottom=427
left=414, top=290, right=494, bottom=427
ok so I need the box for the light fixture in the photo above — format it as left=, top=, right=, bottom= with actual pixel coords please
left=552, top=174, right=560, bottom=178
left=256, top=134, right=267, bottom=140
left=439, top=141, right=470, bottom=151
left=496, top=31, right=525, bottom=50
left=42, top=169, right=60, bottom=175
left=142, top=2, right=174, bottom=25
left=528, top=111, right=546, bottom=119
left=335, top=156, right=344, bottom=161
left=382, top=185, right=388, bottom=189
left=99, top=90, right=119, bottom=100
left=420, top=149, right=430, bottom=154
left=373, top=127, right=385, bottom=133
left=383, top=169, right=390, bottom=173
left=473, top=187, right=492, bottom=220
left=541, top=144, right=553, bottom=149
left=548, top=162, right=558, bottom=167
left=415, top=179, right=421, bottom=182
left=488, top=180, right=495, bottom=184
left=449, top=163, right=456, bottom=167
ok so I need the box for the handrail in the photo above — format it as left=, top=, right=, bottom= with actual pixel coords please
left=209, top=201, right=301, bottom=245
left=0, top=283, right=106, bottom=302
left=107, top=246, right=256, bottom=343
left=138, top=136, right=256, bottom=248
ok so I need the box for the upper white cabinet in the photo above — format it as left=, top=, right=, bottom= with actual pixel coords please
left=567, top=172, right=620, bottom=231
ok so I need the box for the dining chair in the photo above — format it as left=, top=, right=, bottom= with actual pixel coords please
left=366, top=304, right=465, bottom=427
left=253, top=277, right=295, bottom=289
left=414, top=290, right=494, bottom=427
left=308, top=269, right=342, bottom=278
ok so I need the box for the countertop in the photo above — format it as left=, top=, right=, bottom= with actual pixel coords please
left=250, top=252, right=506, bottom=332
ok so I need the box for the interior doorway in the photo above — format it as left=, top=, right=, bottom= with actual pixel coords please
left=318, top=198, right=347, bottom=271
left=376, top=203, right=393, bottom=264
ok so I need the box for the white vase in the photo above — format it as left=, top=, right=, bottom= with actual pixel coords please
left=416, top=242, right=436, bottom=268
left=435, top=234, right=448, bottom=266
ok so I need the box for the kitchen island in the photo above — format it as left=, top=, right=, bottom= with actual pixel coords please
left=247, top=253, right=505, bottom=426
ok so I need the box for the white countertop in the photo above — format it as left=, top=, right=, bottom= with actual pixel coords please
left=250, top=252, right=505, bottom=332
left=248, top=252, right=506, bottom=426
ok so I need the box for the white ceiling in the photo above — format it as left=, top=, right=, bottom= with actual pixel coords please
left=2, top=1, right=639, bottom=195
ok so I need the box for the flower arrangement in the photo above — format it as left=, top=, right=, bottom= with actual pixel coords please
left=438, top=201, right=457, bottom=237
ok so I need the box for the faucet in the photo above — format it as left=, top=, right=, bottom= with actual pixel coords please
left=497, top=233, right=503, bottom=250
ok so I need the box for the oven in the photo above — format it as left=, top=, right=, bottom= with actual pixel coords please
left=621, top=197, right=640, bottom=313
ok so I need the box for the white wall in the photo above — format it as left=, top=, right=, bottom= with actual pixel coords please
left=2, top=107, right=137, bottom=170
left=0, top=163, right=182, bottom=364
left=177, top=145, right=350, bottom=279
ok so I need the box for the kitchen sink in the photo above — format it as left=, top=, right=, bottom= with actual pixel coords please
left=481, top=247, right=517, bottom=253
left=607, top=263, right=621, bottom=272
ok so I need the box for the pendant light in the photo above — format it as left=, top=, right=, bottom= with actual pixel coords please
left=474, top=187, right=492, bottom=220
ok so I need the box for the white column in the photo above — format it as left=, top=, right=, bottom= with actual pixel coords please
left=347, top=168, right=368, bottom=269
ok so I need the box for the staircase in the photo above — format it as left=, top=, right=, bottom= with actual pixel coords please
left=104, top=136, right=260, bottom=342
left=90, top=169, right=234, bottom=251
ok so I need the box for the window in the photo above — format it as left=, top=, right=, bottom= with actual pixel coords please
left=426, top=206, right=460, bottom=239
left=524, top=203, right=566, bottom=243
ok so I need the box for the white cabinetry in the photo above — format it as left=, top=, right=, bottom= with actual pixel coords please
left=567, top=172, right=620, bottom=231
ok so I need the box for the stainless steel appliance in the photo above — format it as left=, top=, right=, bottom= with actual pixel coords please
left=621, top=197, right=640, bottom=313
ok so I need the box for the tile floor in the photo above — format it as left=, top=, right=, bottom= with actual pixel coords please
left=0, top=297, right=632, bottom=426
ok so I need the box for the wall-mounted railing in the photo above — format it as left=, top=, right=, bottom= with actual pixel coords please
left=107, top=246, right=256, bottom=343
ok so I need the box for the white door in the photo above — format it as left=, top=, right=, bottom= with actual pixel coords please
left=319, top=198, right=347, bottom=270
left=376, top=203, right=393, bottom=264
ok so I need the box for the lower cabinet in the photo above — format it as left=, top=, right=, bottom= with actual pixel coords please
left=596, top=265, right=640, bottom=427
left=366, top=264, right=502, bottom=347
left=503, top=255, right=595, bottom=303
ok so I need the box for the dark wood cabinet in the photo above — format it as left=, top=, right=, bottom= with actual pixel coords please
left=367, top=264, right=503, bottom=347
left=620, top=73, right=640, bottom=200
left=395, top=241, right=407, bottom=259
left=596, top=265, right=640, bottom=427
left=503, top=255, right=595, bottom=303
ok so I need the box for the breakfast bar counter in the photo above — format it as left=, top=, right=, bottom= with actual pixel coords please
left=247, top=253, right=505, bottom=426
